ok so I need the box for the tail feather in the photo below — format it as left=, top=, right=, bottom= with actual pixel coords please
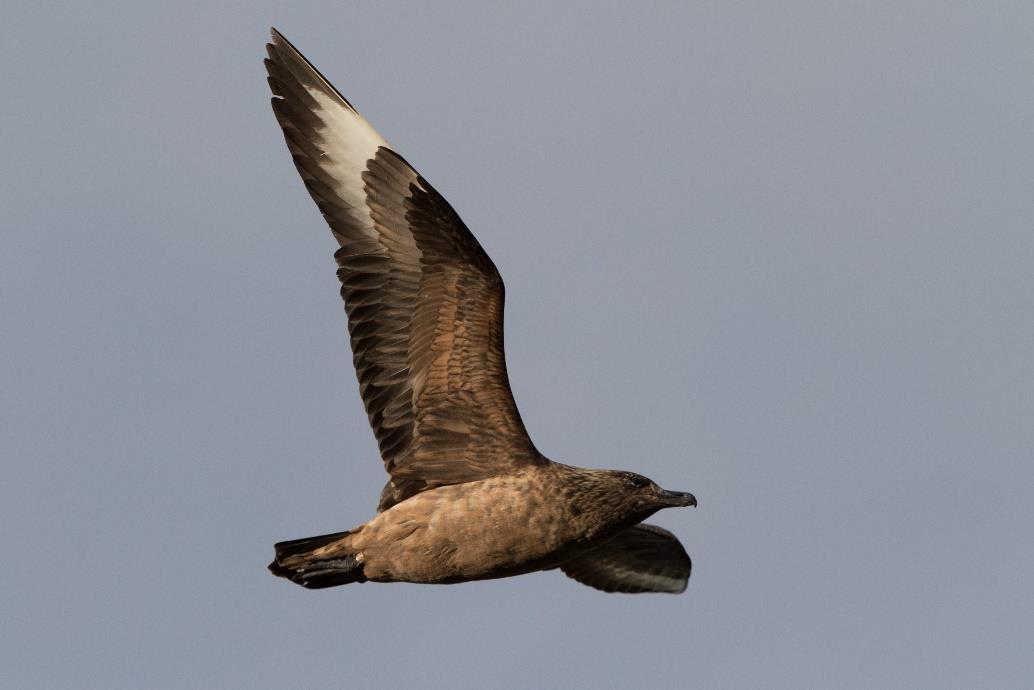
left=268, top=529, right=367, bottom=589
left=272, top=529, right=351, bottom=560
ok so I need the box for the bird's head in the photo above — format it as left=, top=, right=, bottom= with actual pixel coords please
left=612, top=470, right=696, bottom=512
left=569, top=469, right=696, bottom=535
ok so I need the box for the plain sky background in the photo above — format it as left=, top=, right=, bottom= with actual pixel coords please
left=3, top=2, right=1033, bottom=688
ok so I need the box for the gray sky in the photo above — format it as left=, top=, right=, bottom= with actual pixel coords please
left=4, top=2, right=1033, bottom=688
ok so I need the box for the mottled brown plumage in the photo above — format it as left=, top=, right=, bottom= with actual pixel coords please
left=264, top=28, right=696, bottom=594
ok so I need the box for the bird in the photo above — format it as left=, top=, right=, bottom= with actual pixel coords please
left=263, top=28, right=697, bottom=594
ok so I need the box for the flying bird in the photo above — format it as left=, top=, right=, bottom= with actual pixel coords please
left=264, top=28, right=697, bottom=594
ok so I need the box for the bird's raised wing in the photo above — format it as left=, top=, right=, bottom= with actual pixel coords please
left=264, top=29, right=542, bottom=510
left=560, top=524, right=691, bottom=594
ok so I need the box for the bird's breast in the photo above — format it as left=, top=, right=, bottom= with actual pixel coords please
left=354, top=472, right=588, bottom=583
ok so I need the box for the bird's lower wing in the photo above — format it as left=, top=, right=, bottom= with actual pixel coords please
left=560, top=523, right=691, bottom=594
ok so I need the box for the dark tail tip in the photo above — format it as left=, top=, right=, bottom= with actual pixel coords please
left=269, top=554, right=366, bottom=589
left=268, top=529, right=367, bottom=589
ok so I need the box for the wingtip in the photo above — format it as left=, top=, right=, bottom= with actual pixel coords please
left=262, top=29, right=360, bottom=114
left=266, top=27, right=283, bottom=54
left=269, top=27, right=291, bottom=51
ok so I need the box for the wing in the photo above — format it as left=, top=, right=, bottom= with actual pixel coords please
left=560, top=524, right=691, bottom=594
left=264, top=29, right=542, bottom=509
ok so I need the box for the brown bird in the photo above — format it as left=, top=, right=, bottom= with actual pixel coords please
left=264, top=28, right=697, bottom=594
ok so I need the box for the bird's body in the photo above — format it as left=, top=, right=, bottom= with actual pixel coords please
left=264, top=28, right=696, bottom=594
left=272, top=464, right=693, bottom=588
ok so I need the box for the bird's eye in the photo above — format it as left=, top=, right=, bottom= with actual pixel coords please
left=624, top=473, right=650, bottom=489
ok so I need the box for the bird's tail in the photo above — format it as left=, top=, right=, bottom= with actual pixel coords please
left=268, top=529, right=366, bottom=589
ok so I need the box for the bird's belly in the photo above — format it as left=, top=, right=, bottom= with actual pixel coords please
left=354, top=476, right=583, bottom=583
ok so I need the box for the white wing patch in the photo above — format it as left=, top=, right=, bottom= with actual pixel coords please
left=268, top=28, right=391, bottom=237
left=304, top=89, right=388, bottom=234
